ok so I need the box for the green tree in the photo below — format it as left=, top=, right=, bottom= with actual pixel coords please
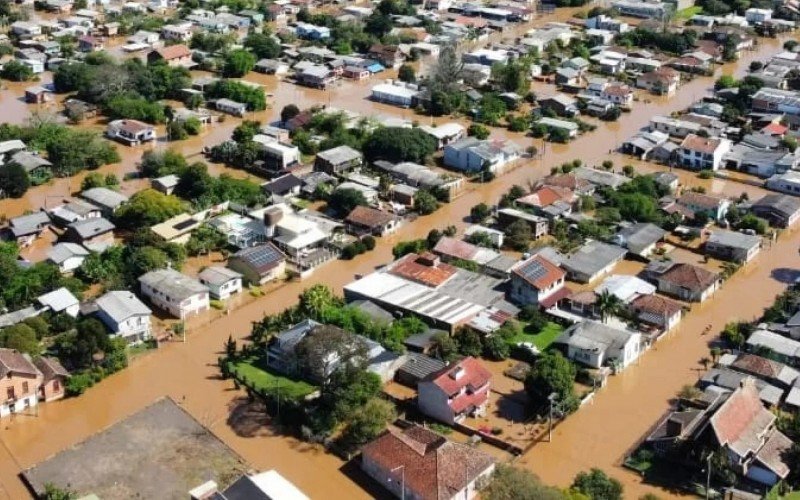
left=483, top=465, right=565, bottom=500
left=483, top=334, right=510, bottom=360
left=222, top=49, right=256, bottom=77
left=0, top=163, right=31, bottom=198
left=597, top=290, right=622, bottom=322
left=470, top=202, right=491, bottom=222
left=139, top=149, right=188, bottom=177
left=339, top=397, right=396, bottom=449
left=41, top=483, right=77, bottom=500
left=362, top=127, right=437, bottom=163
left=298, top=284, right=341, bottom=320
left=243, top=32, right=281, bottom=59
left=524, top=352, right=578, bottom=413
left=281, top=104, right=300, bottom=124
left=327, top=188, right=368, bottom=217
left=505, top=220, right=532, bottom=251
left=430, top=332, right=458, bottom=362
left=23, top=316, right=50, bottom=339
left=414, top=190, right=439, bottom=215
left=398, top=64, right=416, bottom=83
left=571, top=469, right=623, bottom=500
left=0, top=60, right=33, bottom=81
left=114, top=189, right=186, bottom=229
left=0, top=324, right=40, bottom=355
left=455, top=327, right=483, bottom=356
left=81, top=171, right=107, bottom=190
left=468, top=124, right=490, bottom=139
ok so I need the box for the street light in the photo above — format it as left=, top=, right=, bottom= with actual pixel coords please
left=389, top=465, right=405, bottom=500
left=548, top=392, right=558, bottom=442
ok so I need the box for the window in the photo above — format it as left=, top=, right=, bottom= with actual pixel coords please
left=6, top=387, right=14, bottom=400
left=54, top=380, right=60, bottom=392
left=22, top=382, right=28, bottom=393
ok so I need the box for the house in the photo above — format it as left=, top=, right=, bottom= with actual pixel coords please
left=360, top=426, right=496, bottom=500
left=396, top=352, right=446, bottom=387
left=537, top=95, right=578, bottom=117
left=705, top=230, right=762, bottom=263
left=371, top=82, right=418, bottom=107
left=198, top=267, right=243, bottom=300
left=314, top=145, right=363, bottom=175
left=46, top=243, right=89, bottom=274
left=751, top=194, right=800, bottom=228
left=294, top=22, right=330, bottom=40
left=420, top=123, right=466, bottom=150
left=80, top=187, right=128, bottom=216
left=536, top=118, right=579, bottom=139
left=678, top=134, right=733, bottom=171
left=637, top=67, right=681, bottom=95
left=77, top=35, right=103, bottom=52
left=161, top=22, right=193, bottom=41
left=555, top=320, right=642, bottom=370
left=0, top=349, right=43, bottom=418
left=150, top=213, right=202, bottom=245
left=613, top=223, right=666, bottom=258
left=262, top=174, right=303, bottom=199
left=670, top=54, right=712, bottom=74
left=95, top=291, right=153, bottom=343
left=719, top=353, right=799, bottom=389
left=48, top=200, right=101, bottom=227
left=746, top=329, right=800, bottom=367
left=508, top=254, right=568, bottom=308
left=751, top=87, right=800, bottom=116
left=343, top=65, right=370, bottom=80
left=464, top=225, right=504, bottom=248
left=595, top=274, right=656, bottom=304
left=65, top=217, right=115, bottom=248
left=418, top=356, right=491, bottom=424
left=649, top=115, right=702, bottom=139
left=443, top=137, right=520, bottom=174
left=138, top=268, right=210, bottom=318
left=708, top=379, right=793, bottom=486
left=37, top=288, right=80, bottom=317
left=677, top=192, right=730, bottom=221
left=147, top=44, right=193, bottom=67
left=7, top=151, right=52, bottom=183
left=227, top=243, right=286, bottom=285
left=255, top=137, right=301, bottom=172
left=4, top=212, right=50, bottom=247
left=573, top=167, right=630, bottom=189
left=629, top=294, right=683, bottom=331
left=215, top=98, right=247, bottom=117
left=33, top=357, right=68, bottom=403
left=24, top=86, right=52, bottom=104
left=152, top=174, right=179, bottom=195
left=645, top=261, right=721, bottom=302
left=368, top=44, right=404, bottom=69
left=516, top=185, right=577, bottom=220
left=601, top=83, right=634, bottom=107
left=344, top=206, right=398, bottom=237
left=541, top=241, right=626, bottom=284
left=106, top=119, right=156, bottom=145
left=196, top=470, right=309, bottom=500
left=496, top=208, right=549, bottom=240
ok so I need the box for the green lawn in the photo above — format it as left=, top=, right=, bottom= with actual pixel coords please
left=229, top=357, right=316, bottom=400
left=675, top=6, right=702, bottom=19
left=506, top=322, right=564, bottom=350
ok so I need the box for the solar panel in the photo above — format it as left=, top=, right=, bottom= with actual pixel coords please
left=519, top=260, right=547, bottom=282
left=173, top=219, right=197, bottom=231
left=241, top=244, right=282, bottom=266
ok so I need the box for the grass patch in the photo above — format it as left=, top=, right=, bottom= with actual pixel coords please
left=782, top=493, right=800, bottom=500
left=675, top=5, right=702, bottom=19
left=229, top=356, right=316, bottom=400
left=505, top=322, right=564, bottom=350
left=126, top=339, right=157, bottom=359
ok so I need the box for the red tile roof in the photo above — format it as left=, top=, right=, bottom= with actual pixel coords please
left=345, top=206, right=395, bottom=228
left=432, top=237, right=478, bottom=261
left=660, top=263, right=719, bottom=292
left=425, top=356, right=491, bottom=410
left=389, top=253, right=457, bottom=288
left=710, top=378, right=776, bottom=459
left=680, top=134, right=725, bottom=155
left=512, top=254, right=565, bottom=290
left=540, top=173, right=592, bottom=192
left=538, top=285, right=573, bottom=309
left=516, top=186, right=574, bottom=208
left=0, top=348, right=40, bottom=378
left=361, top=426, right=495, bottom=500
left=153, top=44, right=191, bottom=61
left=630, top=293, right=683, bottom=317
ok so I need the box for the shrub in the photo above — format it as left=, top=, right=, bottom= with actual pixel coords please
left=362, top=235, right=376, bottom=250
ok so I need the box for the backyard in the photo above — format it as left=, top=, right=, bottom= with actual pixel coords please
left=505, top=321, right=564, bottom=351
left=228, top=356, right=317, bottom=400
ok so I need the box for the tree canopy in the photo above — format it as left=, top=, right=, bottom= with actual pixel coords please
left=114, top=189, right=186, bottom=229
left=362, top=127, right=437, bottom=163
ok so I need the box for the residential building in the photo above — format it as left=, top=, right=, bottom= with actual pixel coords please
left=537, top=95, right=578, bottom=117
left=536, top=117, right=579, bottom=138
left=0, top=349, right=43, bottom=418
left=371, top=82, right=418, bottom=107
left=751, top=87, right=800, bottom=116
left=645, top=261, right=721, bottom=302
left=253, top=136, right=301, bottom=172
left=496, top=208, right=549, bottom=240
left=46, top=243, right=89, bottom=274
left=418, top=356, right=491, bottom=424
left=719, top=353, right=799, bottom=389
left=262, top=174, right=303, bottom=199
left=64, top=217, right=115, bottom=248
left=138, top=268, right=210, bottom=318
left=314, top=145, right=363, bottom=175
left=33, top=357, right=68, bottom=403
left=601, top=83, right=634, bottom=107
left=152, top=174, right=179, bottom=195
left=161, top=22, right=193, bottom=41
left=443, top=137, right=520, bottom=174
left=650, top=115, right=702, bottom=138
left=746, top=329, right=800, bottom=367
left=79, top=187, right=128, bottom=216
left=3, top=212, right=50, bottom=247
left=751, top=194, right=800, bottom=227
left=48, top=200, right=101, bottom=227
left=766, top=170, right=800, bottom=196
left=368, top=44, right=404, bottom=69
left=420, top=123, right=466, bottom=150
left=227, top=243, right=286, bottom=285
left=678, top=134, right=733, bottom=171
left=629, top=294, right=683, bottom=331
left=538, top=241, right=626, bottom=284
left=463, top=225, right=504, bottom=248
left=361, top=426, right=495, bottom=500
left=613, top=223, right=666, bottom=257
left=95, top=291, right=153, bottom=343
left=637, top=67, right=680, bottom=95
left=198, top=267, right=243, bottom=300
left=595, top=274, right=656, bottom=304
left=677, top=192, right=730, bottom=221
left=555, top=320, right=642, bottom=370
left=193, top=470, right=309, bottom=500
left=705, top=230, right=762, bottom=263
left=344, top=206, right=398, bottom=237
left=147, top=44, right=193, bottom=67
left=215, top=98, right=247, bottom=117
left=508, top=254, right=567, bottom=308
left=572, top=167, right=630, bottom=189
left=150, top=213, right=203, bottom=245
left=516, top=185, right=577, bottom=220
left=297, top=65, right=336, bottom=89
left=106, top=119, right=156, bottom=145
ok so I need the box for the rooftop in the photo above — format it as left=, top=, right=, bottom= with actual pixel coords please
left=511, top=254, right=565, bottom=290
left=95, top=291, right=151, bottom=323
left=139, top=268, right=208, bottom=301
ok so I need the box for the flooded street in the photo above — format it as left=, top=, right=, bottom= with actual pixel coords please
left=0, top=11, right=795, bottom=499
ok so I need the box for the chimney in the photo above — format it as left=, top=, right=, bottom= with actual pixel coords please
left=665, top=416, right=684, bottom=438
left=188, top=480, right=219, bottom=500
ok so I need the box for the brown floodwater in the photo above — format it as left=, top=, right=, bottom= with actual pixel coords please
left=0, top=13, right=793, bottom=500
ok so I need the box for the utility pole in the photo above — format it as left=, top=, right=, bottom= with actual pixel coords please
left=548, top=392, right=558, bottom=442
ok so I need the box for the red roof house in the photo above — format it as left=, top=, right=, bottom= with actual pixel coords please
left=418, top=356, right=491, bottom=424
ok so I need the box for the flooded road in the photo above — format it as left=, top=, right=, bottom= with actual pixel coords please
left=0, top=13, right=794, bottom=500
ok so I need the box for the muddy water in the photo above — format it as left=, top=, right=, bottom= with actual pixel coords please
left=0, top=17, right=793, bottom=500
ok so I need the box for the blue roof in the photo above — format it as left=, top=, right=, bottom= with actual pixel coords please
left=367, top=63, right=385, bottom=73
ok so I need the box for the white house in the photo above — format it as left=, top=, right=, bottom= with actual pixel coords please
left=508, top=254, right=567, bottom=308
left=95, top=291, right=153, bottom=343
left=371, top=82, right=418, bottom=107
left=417, top=357, right=491, bottom=424
left=198, top=267, right=243, bottom=300
left=555, top=320, right=642, bottom=370
left=46, top=243, right=89, bottom=274
left=678, top=134, right=733, bottom=171
left=138, top=268, right=210, bottom=318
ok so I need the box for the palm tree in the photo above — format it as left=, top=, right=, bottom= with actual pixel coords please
left=710, top=347, right=722, bottom=363
left=700, top=357, right=711, bottom=370
left=597, top=290, right=622, bottom=323
left=299, top=284, right=336, bottom=321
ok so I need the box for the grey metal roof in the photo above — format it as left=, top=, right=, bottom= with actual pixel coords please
left=0, top=306, right=39, bottom=328
left=68, top=217, right=115, bottom=239
left=556, top=320, right=635, bottom=353
left=95, top=290, right=151, bottom=323
left=138, top=269, right=209, bottom=301
left=316, top=145, right=362, bottom=165
left=47, top=242, right=89, bottom=264
left=198, top=266, right=242, bottom=286
left=36, top=287, right=79, bottom=312
left=560, top=240, right=626, bottom=279
left=616, top=223, right=666, bottom=254
left=707, top=230, right=761, bottom=251
left=753, top=193, right=800, bottom=218
left=80, top=187, right=129, bottom=210
left=397, top=352, right=446, bottom=380
left=9, top=211, right=50, bottom=236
